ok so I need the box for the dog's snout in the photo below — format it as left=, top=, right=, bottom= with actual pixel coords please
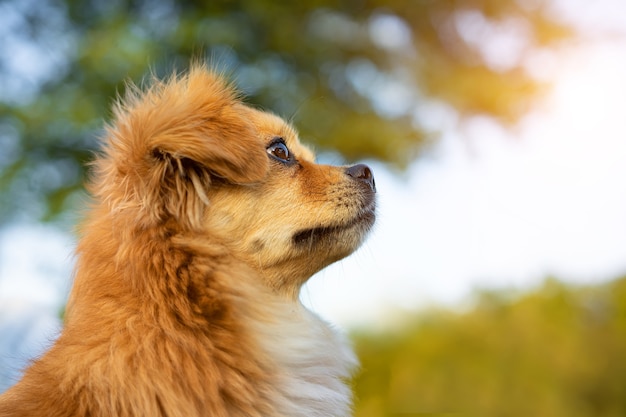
left=345, top=164, right=376, bottom=192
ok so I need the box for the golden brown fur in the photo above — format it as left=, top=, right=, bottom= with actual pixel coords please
left=0, top=65, right=376, bottom=417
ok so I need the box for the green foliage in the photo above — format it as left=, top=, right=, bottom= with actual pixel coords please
left=0, top=0, right=574, bottom=223
left=352, top=277, right=626, bottom=417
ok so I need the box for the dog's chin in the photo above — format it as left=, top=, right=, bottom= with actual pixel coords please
left=292, top=208, right=376, bottom=250
left=248, top=205, right=375, bottom=297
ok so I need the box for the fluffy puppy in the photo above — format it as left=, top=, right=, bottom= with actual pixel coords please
left=0, top=65, right=376, bottom=417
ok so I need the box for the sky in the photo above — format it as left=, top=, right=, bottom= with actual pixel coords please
left=2, top=0, right=626, bottom=388
left=302, top=0, right=626, bottom=326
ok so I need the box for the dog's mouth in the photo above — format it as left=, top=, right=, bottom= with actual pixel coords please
left=292, top=207, right=376, bottom=246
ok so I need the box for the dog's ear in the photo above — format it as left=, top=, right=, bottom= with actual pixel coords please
left=147, top=103, right=268, bottom=185
left=125, top=67, right=269, bottom=184
left=97, top=67, right=269, bottom=229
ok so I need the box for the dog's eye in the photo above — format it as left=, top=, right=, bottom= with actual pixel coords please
left=267, top=141, right=291, bottom=162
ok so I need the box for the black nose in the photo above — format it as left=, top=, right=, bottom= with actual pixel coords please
left=345, top=163, right=376, bottom=192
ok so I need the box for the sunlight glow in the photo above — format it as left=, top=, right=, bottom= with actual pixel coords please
left=304, top=39, right=626, bottom=326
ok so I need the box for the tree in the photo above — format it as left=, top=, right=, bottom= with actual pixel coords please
left=0, top=0, right=574, bottom=223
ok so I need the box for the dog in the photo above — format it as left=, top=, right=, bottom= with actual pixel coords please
left=0, top=65, right=376, bottom=417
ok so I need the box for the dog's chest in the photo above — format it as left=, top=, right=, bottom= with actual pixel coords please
left=259, top=305, right=358, bottom=417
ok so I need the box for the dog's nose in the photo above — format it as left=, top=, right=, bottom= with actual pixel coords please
left=346, top=164, right=376, bottom=192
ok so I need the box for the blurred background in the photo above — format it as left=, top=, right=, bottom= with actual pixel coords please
left=1, top=0, right=626, bottom=415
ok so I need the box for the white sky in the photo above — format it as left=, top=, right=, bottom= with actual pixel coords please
left=2, top=1, right=626, bottom=334
left=303, top=2, right=626, bottom=326
left=304, top=39, right=626, bottom=325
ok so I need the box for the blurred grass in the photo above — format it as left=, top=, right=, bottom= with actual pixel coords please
left=352, top=277, right=626, bottom=417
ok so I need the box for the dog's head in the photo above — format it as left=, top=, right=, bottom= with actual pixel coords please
left=96, top=66, right=376, bottom=297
